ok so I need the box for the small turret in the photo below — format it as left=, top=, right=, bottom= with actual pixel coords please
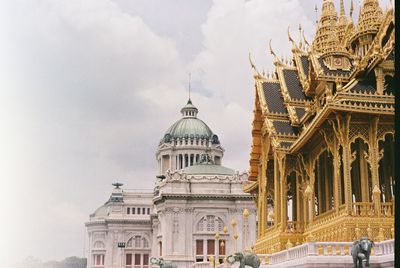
left=312, top=0, right=339, bottom=53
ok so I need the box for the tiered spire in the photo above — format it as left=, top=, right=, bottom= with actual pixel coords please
left=337, top=0, right=348, bottom=42
left=357, top=0, right=383, bottom=32
left=312, top=0, right=339, bottom=53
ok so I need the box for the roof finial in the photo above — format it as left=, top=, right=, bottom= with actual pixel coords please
left=248, top=52, right=261, bottom=77
left=298, top=24, right=303, bottom=48
left=315, top=4, right=318, bottom=24
left=269, top=39, right=277, bottom=58
left=112, top=182, right=123, bottom=189
left=350, top=0, right=354, bottom=17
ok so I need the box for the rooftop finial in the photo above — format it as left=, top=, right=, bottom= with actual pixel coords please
left=350, top=0, right=354, bottom=17
left=315, top=4, right=318, bottom=24
left=112, top=182, right=123, bottom=189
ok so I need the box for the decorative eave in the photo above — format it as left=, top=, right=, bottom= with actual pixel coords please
left=249, top=88, right=263, bottom=181
left=153, top=192, right=253, bottom=205
left=289, top=90, right=394, bottom=153
left=85, top=218, right=151, bottom=227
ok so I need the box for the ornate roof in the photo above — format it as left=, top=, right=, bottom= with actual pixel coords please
left=247, top=0, right=395, bottom=181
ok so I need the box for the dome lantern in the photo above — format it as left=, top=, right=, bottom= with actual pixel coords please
left=180, top=98, right=198, bottom=118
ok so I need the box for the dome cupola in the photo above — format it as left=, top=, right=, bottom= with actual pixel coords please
left=180, top=99, right=198, bottom=118
left=156, top=99, right=224, bottom=175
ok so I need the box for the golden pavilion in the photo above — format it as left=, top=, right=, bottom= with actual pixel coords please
left=244, top=0, right=394, bottom=254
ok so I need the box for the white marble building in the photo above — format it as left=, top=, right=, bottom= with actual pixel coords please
left=85, top=100, right=256, bottom=268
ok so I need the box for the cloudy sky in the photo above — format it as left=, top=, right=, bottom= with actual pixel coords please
left=0, top=0, right=391, bottom=265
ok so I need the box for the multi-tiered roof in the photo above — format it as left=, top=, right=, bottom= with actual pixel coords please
left=248, top=0, right=394, bottom=181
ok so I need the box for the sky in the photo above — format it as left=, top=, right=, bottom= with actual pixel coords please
left=0, top=0, right=392, bottom=265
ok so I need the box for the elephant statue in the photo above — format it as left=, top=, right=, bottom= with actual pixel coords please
left=150, top=257, right=177, bottom=268
left=351, top=237, right=374, bottom=268
left=227, top=252, right=260, bottom=268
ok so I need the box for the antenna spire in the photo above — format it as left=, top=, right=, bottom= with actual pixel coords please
left=188, top=72, right=191, bottom=101
left=315, top=4, right=318, bottom=24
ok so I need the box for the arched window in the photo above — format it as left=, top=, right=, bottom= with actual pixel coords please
left=197, top=215, right=224, bottom=232
left=126, top=235, right=149, bottom=249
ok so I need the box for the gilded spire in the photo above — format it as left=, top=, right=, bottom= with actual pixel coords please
left=337, top=0, right=348, bottom=42
left=357, top=0, right=383, bottom=32
left=312, top=0, right=339, bottom=53
left=339, top=0, right=345, bottom=16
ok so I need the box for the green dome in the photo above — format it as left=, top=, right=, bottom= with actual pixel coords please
left=183, top=163, right=235, bottom=175
left=161, top=99, right=220, bottom=144
left=165, top=118, right=213, bottom=139
left=90, top=203, right=110, bottom=218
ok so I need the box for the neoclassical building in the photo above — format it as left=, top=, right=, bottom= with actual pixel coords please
left=244, top=0, right=394, bottom=255
left=86, top=100, right=256, bottom=268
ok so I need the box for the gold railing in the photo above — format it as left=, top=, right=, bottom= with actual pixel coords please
left=352, top=202, right=374, bottom=216
left=381, top=202, right=393, bottom=217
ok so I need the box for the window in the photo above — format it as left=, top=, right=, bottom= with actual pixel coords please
left=134, top=254, right=141, bottom=268
left=197, top=215, right=224, bottom=232
left=143, top=238, right=149, bottom=248
left=137, top=208, right=141, bottom=215
left=196, top=240, right=203, bottom=256
left=134, top=236, right=141, bottom=248
left=159, top=242, right=162, bottom=256
left=147, top=208, right=150, bottom=214
left=126, top=254, right=132, bottom=268
left=142, top=208, right=145, bottom=214
left=127, top=207, right=130, bottom=214
left=206, top=216, right=215, bottom=231
left=207, top=240, right=215, bottom=255
left=93, top=254, right=104, bottom=266
left=143, top=254, right=149, bottom=268
left=132, top=208, right=135, bottom=214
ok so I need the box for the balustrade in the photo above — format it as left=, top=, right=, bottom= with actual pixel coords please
left=352, top=202, right=374, bottom=216
left=286, top=221, right=303, bottom=233
left=380, top=202, right=393, bottom=217
left=256, top=240, right=393, bottom=266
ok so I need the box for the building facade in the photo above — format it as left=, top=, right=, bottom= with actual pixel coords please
left=244, top=0, right=394, bottom=255
left=86, top=100, right=256, bottom=268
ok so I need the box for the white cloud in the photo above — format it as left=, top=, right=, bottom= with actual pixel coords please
left=189, top=0, right=314, bottom=171
left=0, top=0, right=187, bottom=263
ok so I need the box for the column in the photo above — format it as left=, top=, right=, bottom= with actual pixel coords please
left=260, top=151, right=267, bottom=235
left=340, top=115, right=353, bottom=215
left=203, top=239, right=207, bottom=261
left=277, top=153, right=286, bottom=232
left=369, top=117, right=381, bottom=214
left=160, top=156, right=163, bottom=174
left=274, top=153, right=280, bottom=225
left=333, top=137, right=340, bottom=213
